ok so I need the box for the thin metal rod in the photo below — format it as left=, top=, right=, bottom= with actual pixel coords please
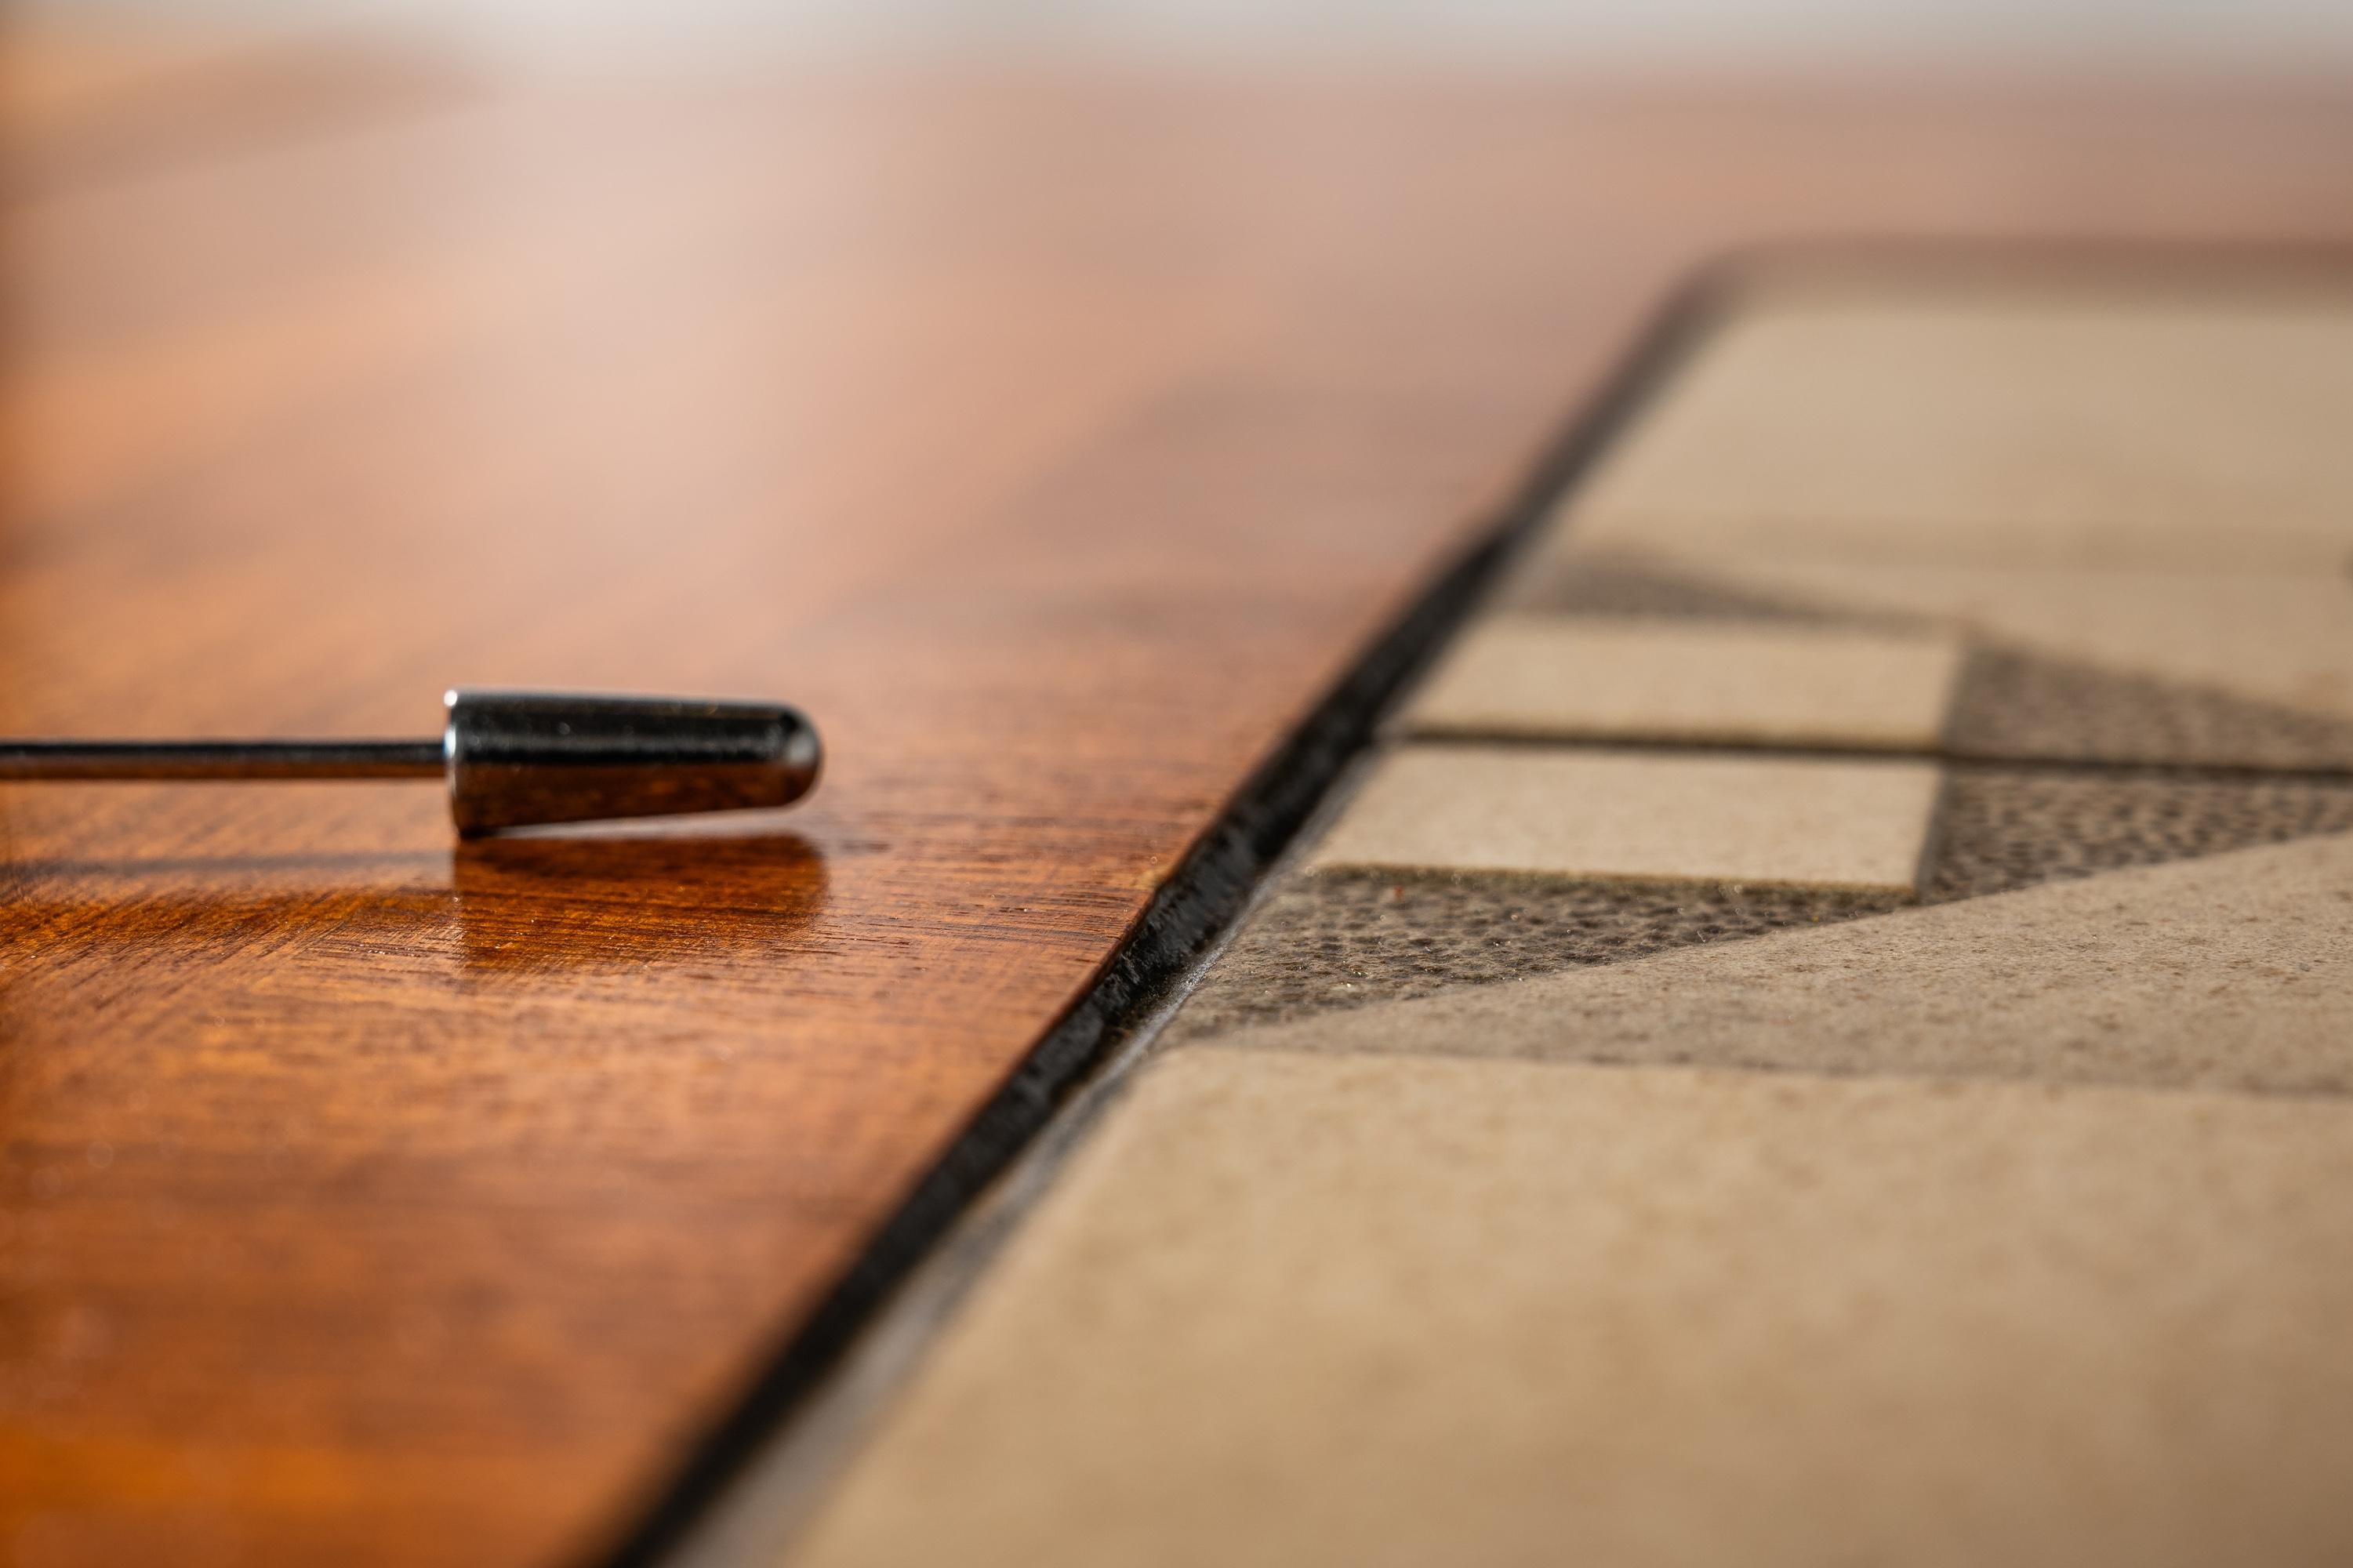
left=0, top=738, right=445, bottom=782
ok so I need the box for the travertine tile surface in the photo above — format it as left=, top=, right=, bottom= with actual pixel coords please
left=1400, top=614, right=1963, bottom=748
left=1568, top=292, right=2353, bottom=570
left=1309, top=744, right=1943, bottom=892
left=792, top=1050, right=2353, bottom=1568
left=1213, top=830, right=2353, bottom=1094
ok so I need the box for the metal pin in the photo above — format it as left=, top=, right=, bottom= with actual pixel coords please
left=0, top=689, right=821, bottom=835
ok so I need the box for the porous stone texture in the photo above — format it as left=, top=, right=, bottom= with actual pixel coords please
left=1209, top=831, right=2353, bottom=1097
left=1168, top=872, right=1899, bottom=1042
left=790, top=1050, right=2353, bottom=1568
left=1926, top=767, right=2353, bottom=899
left=1948, top=646, right=2353, bottom=771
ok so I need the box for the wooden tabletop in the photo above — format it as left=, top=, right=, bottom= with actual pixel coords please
left=6, top=41, right=2353, bottom=1568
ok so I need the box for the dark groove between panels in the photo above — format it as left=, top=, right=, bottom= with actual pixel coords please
left=589, top=276, right=1731, bottom=1568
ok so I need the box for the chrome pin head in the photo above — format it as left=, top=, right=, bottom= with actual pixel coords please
left=0, top=689, right=822, bottom=836
left=444, top=690, right=822, bottom=834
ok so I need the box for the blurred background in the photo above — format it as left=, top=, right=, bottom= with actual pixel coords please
left=14, top=0, right=2353, bottom=71
left=6, top=0, right=2352, bottom=750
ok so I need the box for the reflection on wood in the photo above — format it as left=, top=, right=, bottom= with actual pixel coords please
left=5, top=48, right=2353, bottom=1568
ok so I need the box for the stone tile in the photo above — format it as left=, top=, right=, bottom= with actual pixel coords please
left=1308, top=744, right=1942, bottom=894
left=1220, top=830, right=2353, bottom=1096
left=1566, top=291, right=2353, bottom=571
left=790, top=1050, right=2353, bottom=1568
left=1400, top=613, right=1963, bottom=750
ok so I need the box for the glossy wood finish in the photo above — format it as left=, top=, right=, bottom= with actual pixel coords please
left=5, top=44, right=2353, bottom=1567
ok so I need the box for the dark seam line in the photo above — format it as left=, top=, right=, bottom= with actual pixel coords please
left=1188, top=1033, right=2353, bottom=1106
left=1396, top=728, right=2353, bottom=786
left=587, top=267, right=1736, bottom=1568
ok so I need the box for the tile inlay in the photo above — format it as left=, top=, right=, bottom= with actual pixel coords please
left=1401, top=615, right=1963, bottom=750
left=1167, top=869, right=1901, bottom=1042
left=1712, top=559, right=2353, bottom=733
left=1172, top=768, right=2353, bottom=1038
left=1923, top=767, right=2353, bottom=899
left=1946, top=644, right=2353, bottom=771
left=1308, top=745, right=1944, bottom=892
left=1498, top=543, right=2353, bottom=770
left=1208, top=831, right=2353, bottom=1094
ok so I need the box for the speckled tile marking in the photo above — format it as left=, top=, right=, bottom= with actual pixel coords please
left=1209, top=831, right=2353, bottom=1097
left=1167, top=871, right=1899, bottom=1043
left=1168, top=768, right=2353, bottom=1041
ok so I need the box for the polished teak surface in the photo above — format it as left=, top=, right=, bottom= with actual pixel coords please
left=5, top=39, right=2353, bottom=1568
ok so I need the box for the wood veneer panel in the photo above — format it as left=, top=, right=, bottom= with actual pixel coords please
left=5, top=64, right=2353, bottom=1568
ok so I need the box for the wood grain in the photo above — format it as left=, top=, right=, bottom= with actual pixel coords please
left=5, top=51, right=2353, bottom=1568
